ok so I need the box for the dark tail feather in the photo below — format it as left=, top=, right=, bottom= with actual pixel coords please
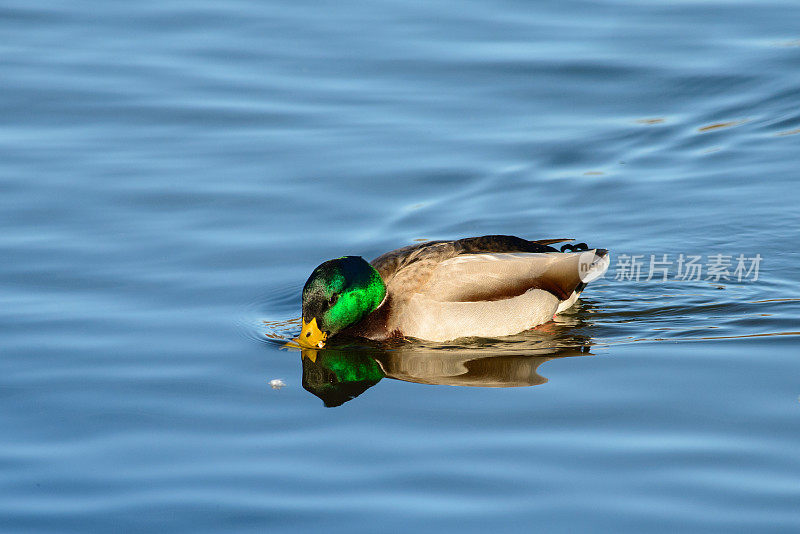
left=532, top=238, right=574, bottom=247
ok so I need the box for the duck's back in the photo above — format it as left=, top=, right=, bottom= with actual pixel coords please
left=370, top=235, right=566, bottom=281
left=363, top=235, right=608, bottom=342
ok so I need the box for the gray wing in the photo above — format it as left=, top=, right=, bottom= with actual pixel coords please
left=418, top=251, right=609, bottom=302
left=370, top=235, right=573, bottom=281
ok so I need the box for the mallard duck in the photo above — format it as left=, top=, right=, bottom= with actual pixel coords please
left=296, top=235, right=609, bottom=348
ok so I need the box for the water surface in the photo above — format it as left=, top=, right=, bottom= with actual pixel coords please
left=2, top=0, right=799, bottom=532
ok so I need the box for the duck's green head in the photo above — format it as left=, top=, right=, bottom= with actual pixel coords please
left=297, top=256, right=386, bottom=348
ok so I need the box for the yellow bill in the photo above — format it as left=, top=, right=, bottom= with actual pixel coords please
left=294, top=317, right=328, bottom=349
left=300, top=348, right=319, bottom=363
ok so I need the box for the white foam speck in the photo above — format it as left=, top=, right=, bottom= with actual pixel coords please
left=269, top=379, right=286, bottom=390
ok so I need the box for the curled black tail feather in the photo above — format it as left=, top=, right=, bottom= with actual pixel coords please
left=560, top=242, right=589, bottom=253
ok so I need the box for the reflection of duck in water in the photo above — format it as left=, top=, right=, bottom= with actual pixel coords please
left=301, top=349, right=385, bottom=407
left=295, top=235, right=609, bottom=348
left=300, top=330, right=592, bottom=406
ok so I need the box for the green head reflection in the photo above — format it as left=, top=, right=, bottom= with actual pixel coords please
left=301, top=348, right=385, bottom=407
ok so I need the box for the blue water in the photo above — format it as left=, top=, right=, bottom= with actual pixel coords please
left=2, top=0, right=800, bottom=532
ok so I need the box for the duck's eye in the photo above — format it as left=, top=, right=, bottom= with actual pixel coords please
left=328, top=295, right=338, bottom=306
